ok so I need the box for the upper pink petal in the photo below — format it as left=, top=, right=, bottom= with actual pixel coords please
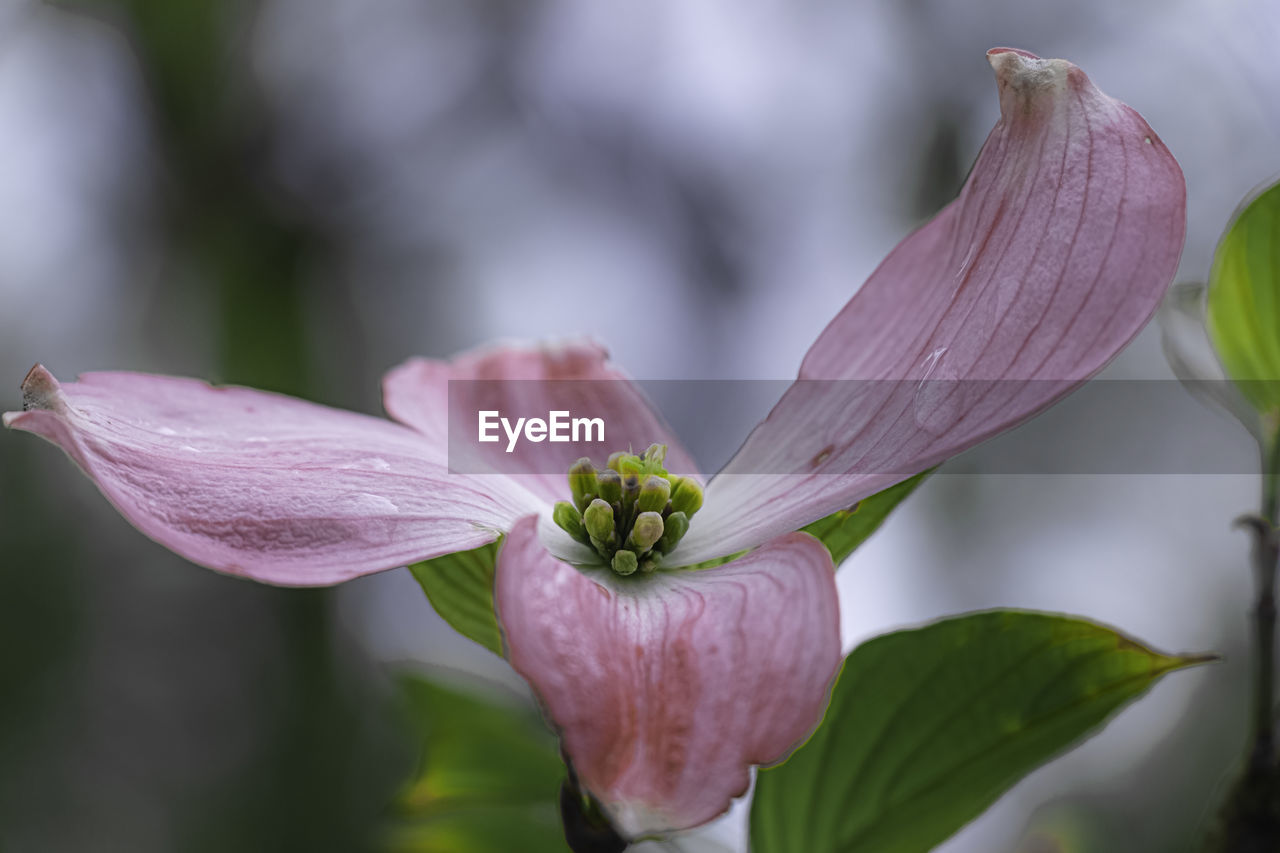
left=494, top=516, right=840, bottom=837
left=4, top=365, right=545, bottom=585
left=382, top=339, right=701, bottom=507
left=675, top=49, right=1187, bottom=564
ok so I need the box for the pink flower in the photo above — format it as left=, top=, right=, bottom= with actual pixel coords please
left=3, top=50, right=1184, bottom=838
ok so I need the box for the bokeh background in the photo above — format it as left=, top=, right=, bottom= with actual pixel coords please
left=2, top=1, right=1279, bottom=850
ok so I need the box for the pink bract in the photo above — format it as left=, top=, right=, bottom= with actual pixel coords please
left=673, top=47, right=1186, bottom=564
left=496, top=517, right=840, bottom=836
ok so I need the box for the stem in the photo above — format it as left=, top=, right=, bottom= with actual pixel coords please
left=559, top=755, right=627, bottom=853
left=1210, top=436, right=1280, bottom=849
left=1252, top=440, right=1280, bottom=770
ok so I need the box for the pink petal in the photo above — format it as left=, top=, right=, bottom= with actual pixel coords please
left=675, top=49, right=1186, bottom=564
left=494, top=516, right=840, bottom=837
left=4, top=365, right=546, bottom=585
left=383, top=339, right=701, bottom=506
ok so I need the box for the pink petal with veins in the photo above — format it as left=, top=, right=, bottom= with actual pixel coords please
left=383, top=339, right=700, bottom=506
left=495, top=516, right=840, bottom=837
left=3, top=365, right=544, bottom=585
left=675, top=49, right=1187, bottom=565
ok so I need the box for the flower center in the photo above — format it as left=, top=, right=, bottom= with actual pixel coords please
left=552, top=444, right=703, bottom=576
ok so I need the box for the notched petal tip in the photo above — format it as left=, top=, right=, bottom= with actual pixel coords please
left=986, top=47, right=1040, bottom=61
left=5, top=364, right=65, bottom=426
left=987, top=47, right=1075, bottom=116
left=20, top=364, right=64, bottom=412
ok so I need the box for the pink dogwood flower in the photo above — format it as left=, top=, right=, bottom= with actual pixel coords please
left=4, top=50, right=1184, bottom=838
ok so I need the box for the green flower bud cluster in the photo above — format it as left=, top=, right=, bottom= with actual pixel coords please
left=552, top=444, right=703, bottom=576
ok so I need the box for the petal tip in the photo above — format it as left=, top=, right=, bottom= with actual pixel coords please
left=987, top=47, right=1075, bottom=112
left=983, top=45, right=1044, bottom=68
left=19, top=364, right=65, bottom=415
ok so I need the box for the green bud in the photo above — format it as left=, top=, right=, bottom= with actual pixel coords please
left=607, top=451, right=628, bottom=473
left=584, top=498, right=616, bottom=543
left=643, top=444, right=667, bottom=468
left=657, top=510, right=688, bottom=553
left=596, top=468, right=623, bottom=504
left=669, top=477, right=704, bottom=517
left=617, top=455, right=644, bottom=481
left=640, top=554, right=662, bottom=573
left=611, top=549, right=638, bottom=576
left=568, top=458, right=598, bottom=512
left=637, top=475, right=671, bottom=513
left=623, top=472, right=641, bottom=496
left=552, top=501, right=586, bottom=542
left=627, top=511, right=664, bottom=552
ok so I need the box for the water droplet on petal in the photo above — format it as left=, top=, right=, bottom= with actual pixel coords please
left=345, top=493, right=398, bottom=514
left=913, top=347, right=964, bottom=435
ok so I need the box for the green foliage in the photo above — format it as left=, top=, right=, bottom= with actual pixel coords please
left=384, top=675, right=568, bottom=853
left=801, top=472, right=930, bottom=567
left=751, top=610, right=1213, bottom=853
left=1207, top=178, right=1280, bottom=420
left=409, top=540, right=505, bottom=657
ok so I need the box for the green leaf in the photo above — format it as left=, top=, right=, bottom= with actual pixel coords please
left=801, top=471, right=930, bottom=567
left=1206, top=177, right=1280, bottom=419
left=384, top=674, right=568, bottom=853
left=750, top=610, right=1214, bottom=853
left=408, top=540, right=504, bottom=657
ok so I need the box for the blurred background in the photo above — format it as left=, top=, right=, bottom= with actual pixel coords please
left=2, top=0, right=1279, bottom=850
